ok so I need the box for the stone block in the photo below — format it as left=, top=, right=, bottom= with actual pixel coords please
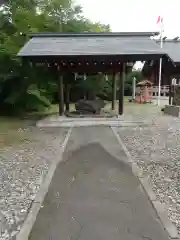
left=164, top=105, right=180, bottom=117
left=75, top=99, right=105, bottom=114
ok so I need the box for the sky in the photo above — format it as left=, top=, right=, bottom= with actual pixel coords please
left=75, top=0, right=180, bottom=38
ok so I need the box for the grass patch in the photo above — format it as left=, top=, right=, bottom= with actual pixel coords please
left=0, top=117, right=27, bottom=148
left=0, top=97, right=157, bottom=149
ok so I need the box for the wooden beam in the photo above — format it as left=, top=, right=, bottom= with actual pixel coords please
left=58, top=74, right=64, bottom=116
left=112, top=73, right=116, bottom=110
left=65, top=83, right=70, bottom=112
left=57, top=62, right=126, bottom=73
left=119, top=63, right=125, bottom=115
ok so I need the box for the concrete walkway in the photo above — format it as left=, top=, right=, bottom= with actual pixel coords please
left=29, top=127, right=169, bottom=240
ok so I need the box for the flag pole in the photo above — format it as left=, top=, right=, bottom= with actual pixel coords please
left=157, top=18, right=163, bottom=106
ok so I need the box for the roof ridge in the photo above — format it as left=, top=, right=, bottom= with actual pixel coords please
left=156, top=39, right=180, bottom=42
left=30, top=32, right=159, bottom=38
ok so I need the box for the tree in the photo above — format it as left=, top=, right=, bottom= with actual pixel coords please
left=0, top=0, right=111, bottom=114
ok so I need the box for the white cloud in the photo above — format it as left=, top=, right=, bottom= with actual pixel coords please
left=75, top=0, right=180, bottom=38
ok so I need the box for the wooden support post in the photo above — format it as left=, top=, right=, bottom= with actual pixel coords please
left=169, top=75, right=172, bottom=105
left=132, top=77, right=136, bottom=100
left=112, top=73, right=116, bottom=110
left=58, top=74, right=64, bottom=116
left=22, top=58, right=29, bottom=79
left=119, top=63, right=125, bottom=115
left=169, top=87, right=171, bottom=105
left=65, top=84, right=70, bottom=112
left=171, top=83, right=175, bottom=105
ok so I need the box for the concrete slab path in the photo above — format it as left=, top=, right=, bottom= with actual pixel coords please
left=29, top=127, right=169, bottom=240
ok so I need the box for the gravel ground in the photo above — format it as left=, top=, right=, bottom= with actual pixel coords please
left=1, top=103, right=179, bottom=238
left=116, top=104, right=180, bottom=233
left=0, top=126, right=68, bottom=240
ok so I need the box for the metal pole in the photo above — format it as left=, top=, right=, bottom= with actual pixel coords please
left=157, top=58, right=162, bottom=106
left=157, top=19, right=163, bottom=106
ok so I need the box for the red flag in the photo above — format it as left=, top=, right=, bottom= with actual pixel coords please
left=157, top=16, right=163, bottom=24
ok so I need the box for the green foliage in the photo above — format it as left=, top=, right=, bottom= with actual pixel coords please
left=0, top=0, right=111, bottom=115
left=75, top=73, right=113, bottom=101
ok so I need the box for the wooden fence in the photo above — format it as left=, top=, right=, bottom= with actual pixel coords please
left=136, top=85, right=170, bottom=97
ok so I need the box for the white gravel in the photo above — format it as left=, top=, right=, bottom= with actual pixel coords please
left=116, top=105, right=180, bottom=233
left=0, top=127, right=68, bottom=240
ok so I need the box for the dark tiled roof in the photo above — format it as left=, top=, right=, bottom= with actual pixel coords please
left=156, top=39, right=180, bottom=63
left=18, top=32, right=165, bottom=57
